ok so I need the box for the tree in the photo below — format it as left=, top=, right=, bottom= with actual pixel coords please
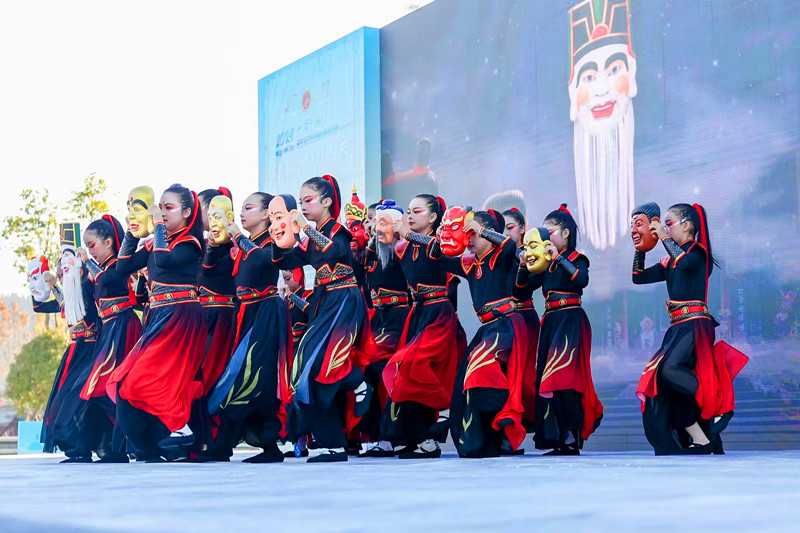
left=1, top=188, right=60, bottom=274
left=68, top=172, right=110, bottom=226
left=0, top=299, right=35, bottom=400
left=6, top=329, right=67, bottom=421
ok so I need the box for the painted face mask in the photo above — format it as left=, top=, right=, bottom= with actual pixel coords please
left=375, top=200, right=404, bottom=245
left=439, top=206, right=474, bottom=257
left=127, top=186, right=155, bottom=238
left=522, top=227, right=553, bottom=274
left=630, top=202, right=661, bottom=252
left=268, top=194, right=301, bottom=249
left=345, top=185, right=368, bottom=250
left=208, top=195, right=235, bottom=244
left=27, top=256, right=51, bottom=302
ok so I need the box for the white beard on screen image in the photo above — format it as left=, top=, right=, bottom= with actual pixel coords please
left=573, top=104, right=635, bottom=251
left=61, top=254, right=86, bottom=326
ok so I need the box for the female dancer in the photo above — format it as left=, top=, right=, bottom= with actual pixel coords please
left=203, top=192, right=291, bottom=463
left=436, top=210, right=534, bottom=458
left=381, top=194, right=461, bottom=459
left=33, top=247, right=102, bottom=462
left=634, top=203, right=748, bottom=455
left=516, top=204, right=603, bottom=455
left=192, top=189, right=237, bottom=453
left=275, top=175, right=372, bottom=463
left=109, top=184, right=207, bottom=462
left=70, top=215, right=143, bottom=463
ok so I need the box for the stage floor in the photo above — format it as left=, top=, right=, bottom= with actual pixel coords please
left=1, top=449, right=799, bottom=532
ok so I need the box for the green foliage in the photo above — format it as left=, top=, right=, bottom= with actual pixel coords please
left=1, top=172, right=109, bottom=276
left=1, top=189, right=60, bottom=274
left=68, top=172, right=109, bottom=224
left=6, top=330, right=68, bottom=421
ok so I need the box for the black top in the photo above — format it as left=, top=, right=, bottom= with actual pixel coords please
left=517, top=248, right=590, bottom=303
left=117, top=223, right=203, bottom=287
left=365, top=242, right=410, bottom=296
left=198, top=241, right=236, bottom=296
left=430, top=234, right=519, bottom=313
left=85, top=255, right=132, bottom=303
left=272, top=218, right=355, bottom=286
left=32, top=277, right=100, bottom=332
left=232, top=229, right=280, bottom=293
left=633, top=239, right=708, bottom=302
left=395, top=230, right=449, bottom=292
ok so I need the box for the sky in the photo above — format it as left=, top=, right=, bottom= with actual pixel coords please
left=0, top=0, right=431, bottom=295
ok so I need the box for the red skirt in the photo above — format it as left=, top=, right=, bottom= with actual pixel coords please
left=108, top=302, right=207, bottom=431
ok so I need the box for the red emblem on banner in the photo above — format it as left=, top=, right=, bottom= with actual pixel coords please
left=302, top=90, right=311, bottom=110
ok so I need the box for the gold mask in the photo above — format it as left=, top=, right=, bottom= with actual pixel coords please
left=127, top=186, right=155, bottom=238
left=522, top=227, right=553, bottom=274
left=208, top=195, right=234, bottom=244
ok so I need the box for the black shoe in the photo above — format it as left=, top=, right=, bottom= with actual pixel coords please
left=157, top=432, right=195, bottom=449
left=189, top=452, right=230, bottom=463
left=243, top=445, right=284, bottom=463
left=284, top=449, right=309, bottom=458
left=393, top=445, right=415, bottom=456
left=60, top=456, right=93, bottom=463
left=95, top=453, right=129, bottom=464
left=358, top=447, right=395, bottom=458
left=683, top=442, right=713, bottom=455
left=711, top=434, right=725, bottom=455
left=143, top=456, right=168, bottom=463
left=307, top=450, right=348, bottom=463
left=353, top=382, right=373, bottom=418
left=543, top=446, right=580, bottom=456
left=710, top=411, right=734, bottom=436
left=398, top=442, right=441, bottom=459
left=501, top=448, right=525, bottom=456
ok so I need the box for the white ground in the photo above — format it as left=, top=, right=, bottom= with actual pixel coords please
left=1, top=448, right=799, bottom=532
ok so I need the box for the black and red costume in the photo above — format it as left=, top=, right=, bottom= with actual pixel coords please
left=274, top=218, right=373, bottom=449
left=205, top=229, right=291, bottom=459
left=436, top=229, right=535, bottom=457
left=634, top=234, right=748, bottom=455
left=516, top=248, right=603, bottom=451
left=36, top=280, right=104, bottom=457
left=356, top=237, right=412, bottom=442
left=108, top=222, right=207, bottom=459
left=379, top=230, right=461, bottom=447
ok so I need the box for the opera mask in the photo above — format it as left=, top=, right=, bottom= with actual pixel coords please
left=269, top=194, right=301, bottom=249
left=375, top=200, right=404, bottom=245
left=522, top=227, right=553, bottom=274
left=439, top=206, right=474, bottom=257
left=208, top=195, right=235, bottom=244
left=127, top=186, right=155, bottom=238
left=27, top=256, right=51, bottom=302
left=345, top=185, right=368, bottom=250
left=630, top=202, right=661, bottom=252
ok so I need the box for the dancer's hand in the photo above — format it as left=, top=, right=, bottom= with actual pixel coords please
left=291, top=210, right=308, bottom=230
left=544, top=242, right=559, bottom=260
left=463, top=219, right=481, bottom=235
left=225, top=220, right=241, bottom=240
left=650, top=220, right=667, bottom=239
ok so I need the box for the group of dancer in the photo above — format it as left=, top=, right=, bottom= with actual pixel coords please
left=27, top=174, right=748, bottom=463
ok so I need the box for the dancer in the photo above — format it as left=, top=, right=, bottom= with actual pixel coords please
left=381, top=194, right=461, bottom=459
left=517, top=204, right=603, bottom=455
left=109, top=184, right=207, bottom=462
left=437, top=208, right=534, bottom=458
left=273, top=176, right=373, bottom=463
left=203, top=192, right=291, bottom=463
left=633, top=203, right=748, bottom=455
left=357, top=201, right=412, bottom=457
left=32, top=238, right=103, bottom=462
left=502, top=208, right=526, bottom=246
left=72, top=215, right=142, bottom=463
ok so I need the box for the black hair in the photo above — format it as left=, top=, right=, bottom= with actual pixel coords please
left=502, top=208, right=525, bottom=229
left=474, top=210, right=505, bottom=233
left=668, top=203, right=718, bottom=275
left=631, top=202, right=661, bottom=221
left=413, top=194, right=445, bottom=232
left=250, top=191, right=275, bottom=211
left=164, top=183, right=205, bottom=244
left=368, top=202, right=380, bottom=210
left=303, top=175, right=342, bottom=219
left=544, top=203, right=579, bottom=250
left=198, top=187, right=234, bottom=210
left=86, top=215, right=125, bottom=255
